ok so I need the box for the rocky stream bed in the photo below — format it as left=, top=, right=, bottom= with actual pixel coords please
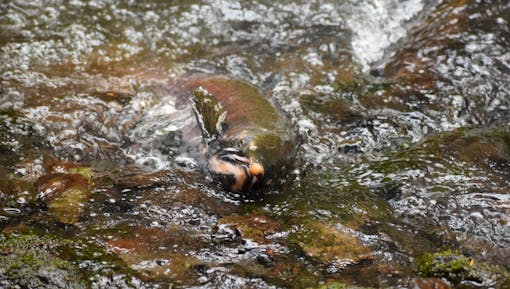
left=0, top=0, right=509, bottom=288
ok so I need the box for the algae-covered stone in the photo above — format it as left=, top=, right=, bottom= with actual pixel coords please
left=347, top=126, right=510, bottom=251
left=0, top=172, right=37, bottom=215
left=103, top=225, right=205, bottom=285
left=417, top=250, right=510, bottom=288
left=36, top=173, right=92, bottom=224
left=415, top=127, right=510, bottom=168
left=0, top=233, right=86, bottom=289
left=291, top=221, right=372, bottom=270
left=218, top=213, right=282, bottom=244
left=0, top=231, right=146, bottom=288
left=417, top=251, right=473, bottom=284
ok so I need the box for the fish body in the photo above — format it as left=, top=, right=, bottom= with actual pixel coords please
left=185, top=76, right=295, bottom=192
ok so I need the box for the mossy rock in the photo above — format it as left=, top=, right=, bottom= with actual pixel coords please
left=417, top=250, right=510, bottom=288
left=0, top=173, right=37, bottom=209
left=417, top=250, right=473, bottom=284
left=0, top=233, right=86, bottom=289
left=354, top=126, right=510, bottom=186
left=36, top=173, right=93, bottom=225
left=416, top=127, right=510, bottom=167
left=104, top=225, right=203, bottom=283
left=0, top=231, right=145, bottom=288
left=218, top=212, right=282, bottom=244
left=290, top=221, right=372, bottom=268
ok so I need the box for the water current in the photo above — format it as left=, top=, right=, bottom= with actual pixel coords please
left=0, top=0, right=509, bottom=288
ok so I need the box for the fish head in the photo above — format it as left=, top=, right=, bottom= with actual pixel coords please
left=207, top=148, right=264, bottom=193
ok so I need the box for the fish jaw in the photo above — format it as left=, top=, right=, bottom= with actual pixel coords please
left=207, top=153, right=264, bottom=192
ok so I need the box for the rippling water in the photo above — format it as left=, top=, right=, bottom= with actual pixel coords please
left=1, top=0, right=509, bottom=288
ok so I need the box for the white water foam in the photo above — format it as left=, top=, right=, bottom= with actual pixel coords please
left=346, top=0, right=425, bottom=72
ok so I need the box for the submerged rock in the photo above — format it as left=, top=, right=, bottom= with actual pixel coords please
left=0, top=172, right=37, bottom=222
left=417, top=250, right=510, bottom=288
left=218, top=213, right=282, bottom=244
left=36, top=168, right=93, bottom=225
left=0, top=108, right=48, bottom=168
left=412, top=278, right=451, bottom=289
left=0, top=233, right=86, bottom=289
left=0, top=232, right=146, bottom=289
left=105, top=226, right=202, bottom=283
left=290, top=221, right=373, bottom=273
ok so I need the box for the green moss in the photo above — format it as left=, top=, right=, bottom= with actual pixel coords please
left=0, top=232, right=143, bottom=288
left=331, top=75, right=392, bottom=99
left=417, top=250, right=510, bottom=287
left=418, top=250, right=472, bottom=282
left=0, top=233, right=86, bottom=289
left=0, top=173, right=37, bottom=210
left=68, top=166, right=94, bottom=183
left=288, top=220, right=371, bottom=268
left=48, top=184, right=91, bottom=225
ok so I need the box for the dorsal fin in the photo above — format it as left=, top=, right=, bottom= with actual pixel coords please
left=191, top=86, right=228, bottom=144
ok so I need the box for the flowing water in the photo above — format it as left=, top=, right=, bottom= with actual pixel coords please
left=1, top=0, right=509, bottom=288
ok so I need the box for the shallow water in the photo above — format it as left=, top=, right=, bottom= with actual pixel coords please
left=1, top=0, right=509, bottom=288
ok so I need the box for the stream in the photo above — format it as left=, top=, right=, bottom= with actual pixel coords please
left=1, top=0, right=509, bottom=288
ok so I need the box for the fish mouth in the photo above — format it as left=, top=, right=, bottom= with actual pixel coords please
left=207, top=149, right=264, bottom=192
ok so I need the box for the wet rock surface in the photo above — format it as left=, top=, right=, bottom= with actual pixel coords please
left=0, top=232, right=145, bottom=289
left=1, top=0, right=510, bottom=288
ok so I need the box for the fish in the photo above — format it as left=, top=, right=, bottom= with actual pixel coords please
left=185, top=76, right=296, bottom=193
